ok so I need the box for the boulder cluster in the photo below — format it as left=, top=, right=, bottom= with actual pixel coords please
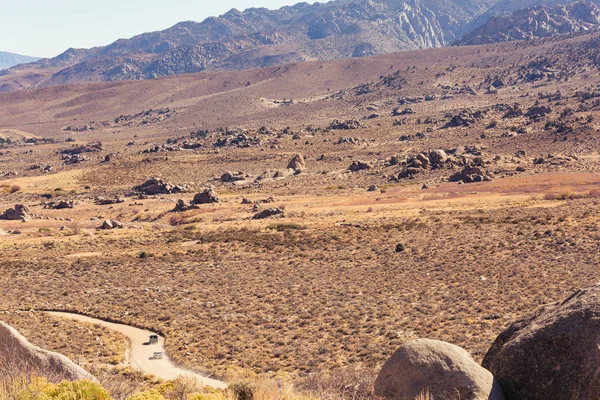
left=398, top=150, right=448, bottom=178
left=375, top=283, right=600, bottom=400
left=136, top=178, right=189, bottom=195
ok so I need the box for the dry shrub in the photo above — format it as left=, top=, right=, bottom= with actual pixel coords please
left=10, top=184, right=21, bottom=193
left=299, top=368, right=377, bottom=400
left=413, top=389, right=433, bottom=400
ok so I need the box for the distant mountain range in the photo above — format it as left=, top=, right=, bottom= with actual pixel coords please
left=457, top=1, right=600, bottom=45
left=0, top=52, right=39, bottom=70
left=0, top=0, right=598, bottom=91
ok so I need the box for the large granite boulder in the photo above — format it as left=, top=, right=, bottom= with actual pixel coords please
left=483, top=283, right=600, bottom=400
left=375, top=339, right=504, bottom=400
left=0, top=320, right=94, bottom=381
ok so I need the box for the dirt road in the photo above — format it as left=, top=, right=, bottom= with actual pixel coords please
left=47, top=312, right=226, bottom=389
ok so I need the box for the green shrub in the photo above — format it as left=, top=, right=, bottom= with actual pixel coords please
left=36, top=380, right=110, bottom=400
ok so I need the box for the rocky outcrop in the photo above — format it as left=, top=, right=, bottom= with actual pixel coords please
left=287, top=154, right=306, bottom=170
left=449, top=164, right=493, bottom=183
left=192, top=187, right=220, bottom=204
left=0, top=204, right=31, bottom=221
left=457, top=2, right=600, bottom=46
left=483, top=283, right=600, bottom=400
left=100, top=220, right=124, bottom=230
left=221, top=171, right=247, bottom=183
left=0, top=320, right=94, bottom=381
left=375, top=339, right=504, bottom=400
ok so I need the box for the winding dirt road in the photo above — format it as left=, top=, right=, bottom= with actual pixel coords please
left=47, top=312, right=226, bottom=389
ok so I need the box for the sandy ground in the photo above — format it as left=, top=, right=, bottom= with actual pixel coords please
left=47, top=312, right=226, bottom=389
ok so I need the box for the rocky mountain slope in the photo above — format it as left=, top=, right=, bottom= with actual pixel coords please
left=464, top=0, right=600, bottom=35
left=456, top=1, right=600, bottom=45
left=0, top=52, right=39, bottom=70
left=0, top=0, right=496, bottom=91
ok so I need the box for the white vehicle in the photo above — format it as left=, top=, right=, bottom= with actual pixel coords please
left=151, top=352, right=164, bottom=360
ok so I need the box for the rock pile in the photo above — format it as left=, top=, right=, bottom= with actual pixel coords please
left=329, top=119, right=362, bottom=130
left=100, top=220, right=124, bottom=229
left=172, top=199, right=199, bottom=212
left=45, top=200, right=76, bottom=210
left=136, top=178, right=189, bottom=195
left=95, top=197, right=126, bottom=205
left=398, top=150, right=448, bottom=178
left=449, top=164, right=493, bottom=183
left=443, top=109, right=484, bottom=128
left=60, top=141, right=103, bottom=155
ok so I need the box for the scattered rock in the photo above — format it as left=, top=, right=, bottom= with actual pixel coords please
left=62, top=154, right=87, bottom=165
left=95, top=197, right=126, bottom=206
left=29, top=164, right=53, bottom=173
left=368, top=185, right=378, bottom=192
left=348, top=161, right=371, bottom=172
left=375, top=339, right=505, bottom=400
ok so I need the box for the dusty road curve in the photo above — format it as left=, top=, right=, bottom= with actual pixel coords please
left=46, top=312, right=226, bottom=389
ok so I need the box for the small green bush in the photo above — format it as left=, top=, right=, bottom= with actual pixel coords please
left=36, top=380, right=110, bottom=400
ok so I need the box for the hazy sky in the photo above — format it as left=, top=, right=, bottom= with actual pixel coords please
left=0, top=0, right=329, bottom=58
